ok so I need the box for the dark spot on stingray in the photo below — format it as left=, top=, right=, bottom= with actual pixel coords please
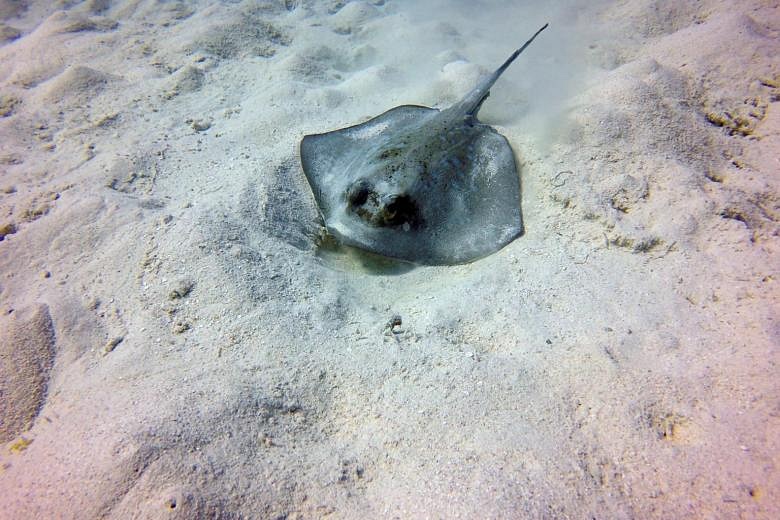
left=346, top=180, right=371, bottom=207
left=300, top=24, right=549, bottom=265
left=378, top=148, right=403, bottom=160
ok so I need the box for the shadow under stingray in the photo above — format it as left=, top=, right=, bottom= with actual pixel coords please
left=314, top=234, right=416, bottom=275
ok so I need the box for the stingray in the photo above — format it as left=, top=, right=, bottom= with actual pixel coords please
left=300, top=24, right=548, bottom=265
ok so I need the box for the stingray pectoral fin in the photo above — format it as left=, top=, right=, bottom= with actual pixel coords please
left=300, top=104, right=437, bottom=220
left=434, top=127, right=523, bottom=264
left=341, top=104, right=437, bottom=139
left=301, top=105, right=436, bottom=161
left=299, top=132, right=344, bottom=213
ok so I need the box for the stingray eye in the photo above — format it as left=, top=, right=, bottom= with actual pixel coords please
left=346, top=181, right=371, bottom=207
left=381, top=194, right=419, bottom=227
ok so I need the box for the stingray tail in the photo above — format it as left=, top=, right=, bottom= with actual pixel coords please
left=456, top=23, right=549, bottom=118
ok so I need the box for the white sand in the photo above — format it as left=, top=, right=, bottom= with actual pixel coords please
left=0, top=0, right=778, bottom=518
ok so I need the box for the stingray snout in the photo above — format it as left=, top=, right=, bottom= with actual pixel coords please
left=345, top=180, right=419, bottom=229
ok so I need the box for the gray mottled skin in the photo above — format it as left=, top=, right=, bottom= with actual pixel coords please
left=300, top=24, right=548, bottom=265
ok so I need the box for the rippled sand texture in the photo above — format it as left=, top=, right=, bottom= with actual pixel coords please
left=0, top=1, right=778, bottom=518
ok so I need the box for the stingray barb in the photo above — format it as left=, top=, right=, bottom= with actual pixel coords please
left=300, top=23, right=549, bottom=265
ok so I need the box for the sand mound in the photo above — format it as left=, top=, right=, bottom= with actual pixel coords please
left=0, top=10, right=119, bottom=87
left=329, top=1, right=380, bottom=35
left=39, top=64, right=119, bottom=105
left=0, top=303, right=55, bottom=443
left=162, top=64, right=205, bottom=99
left=45, top=11, right=117, bottom=34
left=192, top=7, right=290, bottom=60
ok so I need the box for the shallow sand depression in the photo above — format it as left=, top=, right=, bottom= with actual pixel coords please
left=0, top=0, right=778, bottom=518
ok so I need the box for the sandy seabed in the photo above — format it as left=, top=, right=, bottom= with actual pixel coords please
left=0, top=0, right=778, bottom=518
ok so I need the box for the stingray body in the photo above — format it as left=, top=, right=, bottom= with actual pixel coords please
left=300, top=24, right=548, bottom=265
